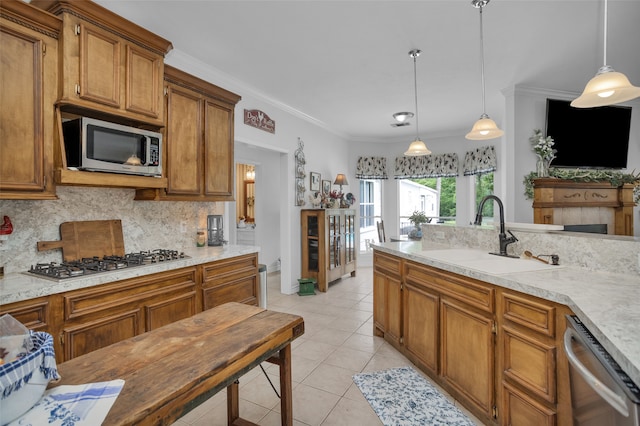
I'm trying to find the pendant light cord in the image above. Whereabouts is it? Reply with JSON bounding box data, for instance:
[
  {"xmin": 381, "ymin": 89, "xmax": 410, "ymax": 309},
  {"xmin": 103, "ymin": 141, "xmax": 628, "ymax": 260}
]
[
  {"xmin": 603, "ymin": 0, "xmax": 608, "ymax": 66},
  {"xmin": 411, "ymin": 50, "xmax": 420, "ymax": 140},
  {"xmin": 479, "ymin": 4, "xmax": 487, "ymax": 115}
]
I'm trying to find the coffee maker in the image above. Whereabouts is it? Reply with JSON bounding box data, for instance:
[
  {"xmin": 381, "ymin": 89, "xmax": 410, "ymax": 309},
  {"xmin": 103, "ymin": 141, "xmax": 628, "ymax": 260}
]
[{"xmin": 207, "ymin": 215, "xmax": 224, "ymax": 246}]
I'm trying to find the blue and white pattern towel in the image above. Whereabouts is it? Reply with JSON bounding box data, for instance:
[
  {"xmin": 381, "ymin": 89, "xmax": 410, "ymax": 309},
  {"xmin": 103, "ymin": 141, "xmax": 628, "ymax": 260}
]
[
  {"xmin": 8, "ymin": 379, "xmax": 125, "ymax": 426},
  {"xmin": 1, "ymin": 332, "xmax": 59, "ymax": 399}
]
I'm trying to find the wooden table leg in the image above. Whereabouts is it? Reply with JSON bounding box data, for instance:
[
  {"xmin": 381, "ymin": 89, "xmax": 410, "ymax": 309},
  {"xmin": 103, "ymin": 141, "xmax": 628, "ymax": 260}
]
[
  {"xmin": 279, "ymin": 344, "xmax": 293, "ymax": 426},
  {"xmin": 227, "ymin": 379, "xmax": 240, "ymax": 425}
]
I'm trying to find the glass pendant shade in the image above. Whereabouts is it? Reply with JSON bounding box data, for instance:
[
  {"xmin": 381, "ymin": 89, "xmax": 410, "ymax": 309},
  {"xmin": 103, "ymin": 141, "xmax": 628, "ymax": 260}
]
[
  {"xmin": 465, "ymin": 115, "xmax": 505, "ymax": 140},
  {"xmin": 466, "ymin": 0, "xmax": 503, "ymax": 141},
  {"xmin": 404, "ymin": 139, "xmax": 431, "ymax": 156},
  {"xmin": 571, "ymin": 66, "xmax": 640, "ymax": 108}
]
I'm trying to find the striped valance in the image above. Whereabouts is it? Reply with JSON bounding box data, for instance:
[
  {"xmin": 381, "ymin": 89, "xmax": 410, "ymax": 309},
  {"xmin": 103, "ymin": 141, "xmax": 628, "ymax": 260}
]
[
  {"xmin": 355, "ymin": 156, "xmax": 388, "ymax": 179},
  {"xmin": 394, "ymin": 153, "xmax": 459, "ymax": 179},
  {"xmin": 463, "ymin": 145, "xmax": 497, "ymax": 176}
]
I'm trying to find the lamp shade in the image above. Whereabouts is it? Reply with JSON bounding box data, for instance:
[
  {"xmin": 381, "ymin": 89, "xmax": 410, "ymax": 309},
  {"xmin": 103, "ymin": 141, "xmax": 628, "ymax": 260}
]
[
  {"xmin": 404, "ymin": 139, "xmax": 432, "ymax": 156},
  {"xmin": 465, "ymin": 115, "xmax": 504, "ymax": 140},
  {"xmin": 333, "ymin": 174, "xmax": 349, "ymax": 186},
  {"xmin": 571, "ymin": 67, "xmax": 640, "ymax": 108}
]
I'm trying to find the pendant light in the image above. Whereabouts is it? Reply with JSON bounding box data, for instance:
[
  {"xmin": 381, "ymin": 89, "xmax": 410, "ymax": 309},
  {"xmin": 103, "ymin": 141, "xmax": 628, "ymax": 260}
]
[
  {"xmin": 404, "ymin": 49, "xmax": 431, "ymax": 156},
  {"xmin": 571, "ymin": 0, "xmax": 640, "ymax": 108},
  {"xmin": 465, "ymin": 0, "xmax": 504, "ymax": 140}
]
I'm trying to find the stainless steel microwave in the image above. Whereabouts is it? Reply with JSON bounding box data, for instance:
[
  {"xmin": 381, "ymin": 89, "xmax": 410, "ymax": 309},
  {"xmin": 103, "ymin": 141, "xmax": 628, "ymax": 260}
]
[{"xmin": 62, "ymin": 117, "xmax": 162, "ymax": 177}]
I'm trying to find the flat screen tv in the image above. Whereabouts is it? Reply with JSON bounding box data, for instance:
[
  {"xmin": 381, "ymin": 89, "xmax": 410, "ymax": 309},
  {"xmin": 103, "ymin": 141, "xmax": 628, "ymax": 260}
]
[{"xmin": 544, "ymin": 98, "xmax": 632, "ymax": 169}]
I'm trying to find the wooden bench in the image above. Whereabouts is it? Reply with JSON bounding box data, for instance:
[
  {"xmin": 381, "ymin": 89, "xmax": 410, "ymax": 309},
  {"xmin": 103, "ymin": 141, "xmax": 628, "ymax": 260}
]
[{"xmin": 49, "ymin": 302, "xmax": 305, "ymax": 425}]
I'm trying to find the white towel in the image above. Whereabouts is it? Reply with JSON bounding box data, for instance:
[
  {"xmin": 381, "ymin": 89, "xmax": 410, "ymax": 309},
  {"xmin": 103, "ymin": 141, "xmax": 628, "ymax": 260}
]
[{"xmin": 8, "ymin": 379, "xmax": 125, "ymax": 426}]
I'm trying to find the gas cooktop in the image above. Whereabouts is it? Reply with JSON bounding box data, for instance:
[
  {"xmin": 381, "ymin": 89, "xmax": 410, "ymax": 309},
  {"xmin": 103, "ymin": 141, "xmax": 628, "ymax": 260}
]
[{"xmin": 27, "ymin": 249, "xmax": 187, "ymax": 280}]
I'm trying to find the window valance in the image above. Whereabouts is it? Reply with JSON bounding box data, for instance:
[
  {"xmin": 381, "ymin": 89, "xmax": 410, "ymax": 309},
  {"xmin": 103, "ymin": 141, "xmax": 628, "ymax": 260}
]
[
  {"xmin": 463, "ymin": 146, "xmax": 497, "ymax": 176},
  {"xmin": 393, "ymin": 153, "xmax": 459, "ymax": 179},
  {"xmin": 355, "ymin": 156, "xmax": 388, "ymax": 179}
]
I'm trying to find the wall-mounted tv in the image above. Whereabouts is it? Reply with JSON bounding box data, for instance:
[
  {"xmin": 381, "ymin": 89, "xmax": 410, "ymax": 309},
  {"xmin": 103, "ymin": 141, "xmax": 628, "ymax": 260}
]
[{"xmin": 545, "ymin": 98, "xmax": 632, "ymax": 169}]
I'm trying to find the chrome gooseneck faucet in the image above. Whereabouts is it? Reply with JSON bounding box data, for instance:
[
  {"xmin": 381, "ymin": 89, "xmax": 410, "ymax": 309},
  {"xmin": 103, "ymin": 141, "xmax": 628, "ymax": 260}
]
[{"xmin": 474, "ymin": 195, "xmax": 519, "ymax": 258}]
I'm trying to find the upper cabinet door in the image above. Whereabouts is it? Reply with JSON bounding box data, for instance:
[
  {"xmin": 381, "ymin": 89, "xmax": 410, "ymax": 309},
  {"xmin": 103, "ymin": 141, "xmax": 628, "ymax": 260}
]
[
  {"xmin": 204, "ymin": 99, "xmax": 234, "ymax": 198},
  {"xmin": 0, "ymin": 1, "xmax": 60, "ymax": 199},
  {"xmin": 78, "ymin": 21, "xmax": 121, "ymax": 108},
  {"xmin": 165, "ymin": 83, "xmax": 203, "ymax": 196}
]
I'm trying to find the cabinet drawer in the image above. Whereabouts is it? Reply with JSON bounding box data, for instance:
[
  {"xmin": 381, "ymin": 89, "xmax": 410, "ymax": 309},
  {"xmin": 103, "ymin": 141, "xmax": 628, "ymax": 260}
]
[
  {"xmin": 373, "ymin": 251, "xmax": 402, "ymax": 278},
  {"xmin": 201, "ymin": 253, "xmax": 258, "ymax": 286},
  {"xmin": 63, "ymin": 267, "xmax": 197, "ymax": 321},
  {"xmin": 501, "ymin": 292, "xmax": 555, "ymax": 337},
  {"xmin": 502, "ymin": 326, "xmax": 556, "ymax": 403},
  {"xmin": 0, "ymin": 297, "xmax": 51, "ymax": 331},
  {"xmin": 202, "ymin": 277, "xmax": 258, "ymax": 309},
  {"xmin": 502, "ymin": 381, "xmax": 556, "ymax": 426},
  {"xmin": 405, "ymin": 261, "xmax": 494, "ymax": 314}
]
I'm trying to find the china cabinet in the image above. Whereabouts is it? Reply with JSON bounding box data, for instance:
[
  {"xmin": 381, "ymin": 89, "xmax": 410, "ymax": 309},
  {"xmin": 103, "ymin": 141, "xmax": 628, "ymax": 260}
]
[{"xmin": 300, "ymin": 209, "xmax": 356, "ymax": 292}]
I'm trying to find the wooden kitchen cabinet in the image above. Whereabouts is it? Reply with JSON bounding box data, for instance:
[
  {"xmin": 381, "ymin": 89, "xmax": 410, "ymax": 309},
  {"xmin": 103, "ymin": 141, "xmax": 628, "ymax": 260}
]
[
  {"xmin": 60, "ymin": 267, "xmax": 197, "ymax": 360},
  {"xmin": 32, "ymin": 0, "xmax": 172, "ymax": 126},
  {"xmin": 0, "ymin": 1, "xmax": 61, "ymax": 200},
  {"xmin": 498, "ymin": 290, "xmax": 573, "ymax": 426},
  {"xmin": 135, "ymin": 65, "xmax": 241, "ymax": 202},
  {"xmin": 372, "ymin": 249, "xmax": 575, "ymax": 426},
  {"xmin": 373, "ymin": 251, "xmax": 402, "ymax": 347},
  {"xmin": 300, "ymin": 209, "xmax": 357, "ymax": 292},
  {"xmin": 404, "ymin": 260, "xmax": 496, "ymax": 421},
  {"xmin": 200, "ymin": 253, "xmax": 259, "ymax": 309}
]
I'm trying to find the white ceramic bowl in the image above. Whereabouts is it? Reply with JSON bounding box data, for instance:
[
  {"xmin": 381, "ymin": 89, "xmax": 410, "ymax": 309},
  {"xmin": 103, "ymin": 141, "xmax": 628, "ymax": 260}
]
[{"xmin": 0, "ymin": 351, "xmax": 49, "ymax": 425}]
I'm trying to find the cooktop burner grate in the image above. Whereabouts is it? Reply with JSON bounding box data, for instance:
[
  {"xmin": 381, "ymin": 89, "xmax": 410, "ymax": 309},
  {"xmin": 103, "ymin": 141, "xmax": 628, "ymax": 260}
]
[{"xmin": 27, "ymin": 249, "xmax": 187, "ymax": 280}]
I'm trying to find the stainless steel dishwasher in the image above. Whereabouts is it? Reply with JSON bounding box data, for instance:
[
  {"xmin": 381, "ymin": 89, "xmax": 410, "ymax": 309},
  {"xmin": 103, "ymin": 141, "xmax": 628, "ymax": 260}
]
[{"xmin": 564, "ymin": 315, "xmax": 640, "ymax": 426}]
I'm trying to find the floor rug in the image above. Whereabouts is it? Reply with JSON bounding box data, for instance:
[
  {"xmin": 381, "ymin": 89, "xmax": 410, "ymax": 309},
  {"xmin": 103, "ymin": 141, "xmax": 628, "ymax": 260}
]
[{"xmin": 352, "ymin": 366, "xmax": 476, "ymax": 426}]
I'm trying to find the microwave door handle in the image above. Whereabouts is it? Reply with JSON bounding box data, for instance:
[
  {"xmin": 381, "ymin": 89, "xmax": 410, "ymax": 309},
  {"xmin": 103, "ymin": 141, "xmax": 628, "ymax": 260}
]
[
  {"xmin": 143, "ymin": 136, "xmax": 151, "ymax": 165},
  {"xmin": 563, "ymin": 328, "xmax": 630, "ymax": 417}
]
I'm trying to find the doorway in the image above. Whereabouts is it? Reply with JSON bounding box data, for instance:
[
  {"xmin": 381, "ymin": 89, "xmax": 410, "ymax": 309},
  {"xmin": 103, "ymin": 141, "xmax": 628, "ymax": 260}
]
[{"xmin": 235, "ymin": 163, "xmax": 256, "ymax": 246}]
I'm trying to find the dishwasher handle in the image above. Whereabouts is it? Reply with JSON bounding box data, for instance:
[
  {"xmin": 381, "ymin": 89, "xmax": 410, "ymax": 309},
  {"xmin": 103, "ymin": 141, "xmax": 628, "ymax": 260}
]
[{"xmin": 564, "ymin": 328, "xmax": 630, "ymax": 417}]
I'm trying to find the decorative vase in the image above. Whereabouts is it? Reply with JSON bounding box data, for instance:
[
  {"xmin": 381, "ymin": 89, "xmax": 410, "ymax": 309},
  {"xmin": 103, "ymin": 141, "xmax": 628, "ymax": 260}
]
[
  {"xmin": 536, "ymin": 156, "xmax": 550, "ymax": 178},
  {"xmin": 408, "ymin": 227, "xmax": 423, "ymax": 240}
]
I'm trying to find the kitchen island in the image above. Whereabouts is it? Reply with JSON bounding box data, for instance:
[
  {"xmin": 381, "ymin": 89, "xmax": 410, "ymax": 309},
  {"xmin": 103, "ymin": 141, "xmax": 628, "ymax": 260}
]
[
  {"xmin": 373, "ymin": 239, "xmax": 640, "ymax": 425},
  {"xmin": 372, "ymin": 240, "xmax": 640, "ymax": 388}
]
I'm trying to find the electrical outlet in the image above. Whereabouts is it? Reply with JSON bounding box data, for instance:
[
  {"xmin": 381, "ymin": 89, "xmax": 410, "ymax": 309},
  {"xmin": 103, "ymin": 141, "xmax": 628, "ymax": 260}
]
[
  {"xmin": 180, "ymin": 222, "xmax": 187, "ymax": 234},
  {"xmin": 434, "ymin": 231, "xmax": 445, "ymax": 239}
]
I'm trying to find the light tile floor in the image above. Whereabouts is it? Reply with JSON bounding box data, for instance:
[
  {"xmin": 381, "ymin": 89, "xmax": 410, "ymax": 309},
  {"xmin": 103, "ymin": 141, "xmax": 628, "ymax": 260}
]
[{"xmin": 173, "ymin": 266, "xmax": 484, "ymax": 426}]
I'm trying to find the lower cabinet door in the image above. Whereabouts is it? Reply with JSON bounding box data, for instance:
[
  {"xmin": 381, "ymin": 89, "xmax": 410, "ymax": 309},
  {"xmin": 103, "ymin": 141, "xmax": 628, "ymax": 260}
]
[
  {"xmin": 440, "ymin": 297, "xmax": 495, "ymax": 419},
  {"xmin": 403, "ymin": 282, "xmax": 439, "ymax": 374},
  {"xmin": 63, "ymin": 310, "xmax": 140, "ymax": 360},
  {"xmin": 502, "ymin": 381, "xmax": 556, "ymax": 426}
]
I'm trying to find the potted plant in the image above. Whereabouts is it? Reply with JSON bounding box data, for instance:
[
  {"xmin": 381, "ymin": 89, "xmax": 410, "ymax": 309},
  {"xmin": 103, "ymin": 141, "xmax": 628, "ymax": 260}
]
[{"xmin": 408, "ymin": 210, "xmax": 429, "ymax": 239}]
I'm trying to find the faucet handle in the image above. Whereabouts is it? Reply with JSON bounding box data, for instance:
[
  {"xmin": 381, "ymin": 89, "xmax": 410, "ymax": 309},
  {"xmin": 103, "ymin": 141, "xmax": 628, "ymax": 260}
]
[{"xmin": 507, "ymin": 230, "xmax": 518, "ymax": 242}]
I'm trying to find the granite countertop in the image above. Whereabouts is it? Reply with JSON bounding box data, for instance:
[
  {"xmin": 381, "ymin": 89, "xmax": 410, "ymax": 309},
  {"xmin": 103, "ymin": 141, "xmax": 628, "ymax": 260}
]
[
  {"xmin": 372, "ymin": 241, "xmax": 640, "ymax": 387},
  {"xmin": 0, "ymin": 245, "xmax": 260, "ymax": 305}
]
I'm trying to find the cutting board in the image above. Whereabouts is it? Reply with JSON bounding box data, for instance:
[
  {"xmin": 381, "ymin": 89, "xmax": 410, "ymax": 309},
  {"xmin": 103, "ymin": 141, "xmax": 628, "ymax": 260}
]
[{"xmin": 37, "ymin": 220, "xmax": 125, "ymax": 261}]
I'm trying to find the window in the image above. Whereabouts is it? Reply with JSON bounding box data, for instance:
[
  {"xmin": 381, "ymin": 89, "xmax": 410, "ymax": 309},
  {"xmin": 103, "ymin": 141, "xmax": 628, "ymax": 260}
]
[
  {"xmin": 475, "ymin": 172, "xmax": 494, "ymax": 219},
  {"xmin": 402, "ymin": 177, "xmax": 456, "ymax": 227},
  {"xmin": 359, "ymin": 180, "xmax": 381, "ymax": 252}
]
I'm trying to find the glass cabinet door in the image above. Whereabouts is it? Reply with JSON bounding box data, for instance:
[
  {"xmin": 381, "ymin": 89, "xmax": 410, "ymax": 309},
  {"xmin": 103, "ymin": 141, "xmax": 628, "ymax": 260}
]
[
  {"xmin": 344, "ymin": 211, "xmax": 355, "ymax": 264},
  {"xmin": 328, "ymin": 213, "xmax": 341, "ymax": 269}
]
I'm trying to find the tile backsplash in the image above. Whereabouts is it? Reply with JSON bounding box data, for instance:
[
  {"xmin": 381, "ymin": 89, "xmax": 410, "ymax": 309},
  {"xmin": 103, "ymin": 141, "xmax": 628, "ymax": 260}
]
[
  {"xmin": 422, "ymin": 223, "xmax": 640, "ymax": 275},
  {"xmin": 0, "ymin": 187, "xmax": 222, "ymax": 273}
]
